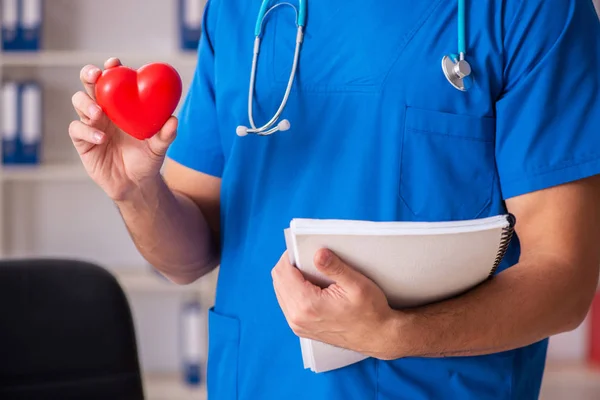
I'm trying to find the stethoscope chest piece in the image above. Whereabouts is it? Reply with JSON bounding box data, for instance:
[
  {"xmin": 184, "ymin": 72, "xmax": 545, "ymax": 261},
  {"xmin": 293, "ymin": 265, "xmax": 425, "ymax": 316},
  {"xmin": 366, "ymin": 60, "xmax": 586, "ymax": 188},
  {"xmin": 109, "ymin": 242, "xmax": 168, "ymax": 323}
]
[{"xmin": 442, "ymin": 54, "xmax": 472, "ymax": 92}]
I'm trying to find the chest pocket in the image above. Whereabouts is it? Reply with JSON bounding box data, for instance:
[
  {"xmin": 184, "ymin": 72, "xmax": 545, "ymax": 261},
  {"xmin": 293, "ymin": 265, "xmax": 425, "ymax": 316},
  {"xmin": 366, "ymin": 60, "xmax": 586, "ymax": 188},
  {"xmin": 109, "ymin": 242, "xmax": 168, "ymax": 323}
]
[{"xmin": 399, "ymin": 107, "xmax": 496, "ymax": 221}]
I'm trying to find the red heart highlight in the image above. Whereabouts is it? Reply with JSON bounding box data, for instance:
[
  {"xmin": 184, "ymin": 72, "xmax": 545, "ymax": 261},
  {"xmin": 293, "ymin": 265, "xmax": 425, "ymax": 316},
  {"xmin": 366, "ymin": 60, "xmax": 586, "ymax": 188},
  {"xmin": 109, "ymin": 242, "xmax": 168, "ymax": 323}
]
[{"xmin": 95, "ymin": 63, "xmax": 182, "ymax": 140}]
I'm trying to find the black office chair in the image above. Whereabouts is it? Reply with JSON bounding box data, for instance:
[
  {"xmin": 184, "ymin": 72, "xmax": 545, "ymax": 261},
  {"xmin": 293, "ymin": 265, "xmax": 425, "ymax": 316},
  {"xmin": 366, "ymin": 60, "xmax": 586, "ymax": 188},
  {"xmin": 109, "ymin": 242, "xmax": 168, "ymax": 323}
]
[{"xmin": 0, "ymin": 259, "xmax": 145, "ymax": 400}]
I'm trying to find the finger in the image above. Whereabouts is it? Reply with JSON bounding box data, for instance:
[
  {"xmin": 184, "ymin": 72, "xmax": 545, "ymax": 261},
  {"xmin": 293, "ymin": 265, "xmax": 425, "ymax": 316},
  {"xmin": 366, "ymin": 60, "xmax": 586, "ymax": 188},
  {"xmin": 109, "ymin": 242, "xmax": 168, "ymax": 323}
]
[
  {"xmin": 147, "ymin": 116, "xmax": 179, "ymax": 157},
  {"xmin": 80, "ymin": 64, "xmax": 102, "ymax": 100},
  {"xmin": 72, "ymin": 91, "xmax": 103, "ymax": 123},
  {"xmin": 314, "ymin": 249, "xmax": 364, "ymax": 290},
  {"xmin": 104, "ymin": 57, "xmax": 122, "ymax": 69},
  {"xmin": 272, "ymin": 260, "xmax": 318, "ymax": 333},
  {"xmin": 272, "ymin": 252, "xmax": 306, "ymax": 284},
  {"xmin": 68, "ymin": 120, "xmax": 106, "ymax": 154},
  {"xmin": 272, "ymin": 281, "xmax": 289, "ymax": 313},
  {"xmin": 272, "ymin": 283, "xmax": 304, "ymax": 335},
  {"xmin": 272, "ymin": 253, "xmax": 313, "ymax": 301},
  {"xmin": 272, "ymin": 255, "xmax": 295, "ymax": 315}
]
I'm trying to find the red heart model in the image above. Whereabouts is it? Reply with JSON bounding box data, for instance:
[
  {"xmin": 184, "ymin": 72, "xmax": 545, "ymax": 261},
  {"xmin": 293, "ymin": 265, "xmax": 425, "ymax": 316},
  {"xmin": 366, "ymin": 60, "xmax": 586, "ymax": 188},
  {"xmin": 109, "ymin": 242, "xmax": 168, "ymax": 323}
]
[{"xmin": 95, "ymin": 63, "xmax": 182, "ymax": 140}]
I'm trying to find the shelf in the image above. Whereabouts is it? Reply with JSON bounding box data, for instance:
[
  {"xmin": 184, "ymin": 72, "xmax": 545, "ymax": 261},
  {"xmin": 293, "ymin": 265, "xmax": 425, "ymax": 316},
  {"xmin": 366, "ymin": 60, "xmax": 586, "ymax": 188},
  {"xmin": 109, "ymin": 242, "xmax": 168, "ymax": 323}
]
[
  {"xmin": 0, "ymin": 163, "xmax": 174, "ymax": 184},
  {"xmin": 110, "ymin": 267, "xmax": 209, "ymax": 295},
  {"xmin": 0, "ymin": 50, "xmax": 198, "ymax": 68},
  {"xmin": 143, "ymin": 373, "xmax": 206, "ymax": 400},
  {"xmin": 108, "ymin": 266, "xmax": 218, "ymax": 303},
  {"xmin": 0, "ymin": 163, "xmax": 89, "ymax": 182}
]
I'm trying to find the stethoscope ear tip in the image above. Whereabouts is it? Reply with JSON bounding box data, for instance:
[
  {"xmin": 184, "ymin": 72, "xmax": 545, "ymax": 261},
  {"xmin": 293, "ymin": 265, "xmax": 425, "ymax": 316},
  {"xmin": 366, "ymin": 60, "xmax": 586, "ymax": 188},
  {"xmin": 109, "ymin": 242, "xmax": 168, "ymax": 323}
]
[
  {"xmin": 236, "ymin": 126, "xmax": 249, "ymax": 137},
  {"xmin": 278, "ymin": 119, "xmax": 291, "ymax": 132}
]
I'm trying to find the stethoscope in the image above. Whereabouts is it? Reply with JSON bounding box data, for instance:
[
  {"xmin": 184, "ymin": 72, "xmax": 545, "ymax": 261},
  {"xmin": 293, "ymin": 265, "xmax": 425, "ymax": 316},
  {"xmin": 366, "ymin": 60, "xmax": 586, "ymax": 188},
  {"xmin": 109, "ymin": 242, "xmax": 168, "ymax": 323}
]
[
  {"xmin": 236, "ymin": 0, "xmax": 306, "ymax": 137},
  {"xmin": 236, "ymin": 0, "xmax": 471, "ymax": 137}
]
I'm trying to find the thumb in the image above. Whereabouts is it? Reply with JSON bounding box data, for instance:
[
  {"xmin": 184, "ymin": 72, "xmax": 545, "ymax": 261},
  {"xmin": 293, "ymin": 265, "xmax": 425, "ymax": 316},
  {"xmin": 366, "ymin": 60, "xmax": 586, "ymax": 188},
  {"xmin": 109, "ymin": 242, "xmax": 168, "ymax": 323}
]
[
  {"xmin": 147, "ymin": 116, "xmax": 178, "ymax": 156},
  {"xmin": 314, "ymin": 249, "xmax": 362, "ymax": 287}
]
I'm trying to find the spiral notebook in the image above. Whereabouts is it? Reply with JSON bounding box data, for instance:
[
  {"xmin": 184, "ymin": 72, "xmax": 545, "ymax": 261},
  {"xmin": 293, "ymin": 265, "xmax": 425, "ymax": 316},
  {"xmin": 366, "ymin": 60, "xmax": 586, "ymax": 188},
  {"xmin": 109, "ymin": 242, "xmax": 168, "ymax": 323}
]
[{"xmin": 283, "ymin": 214, "xmax": 515, "ymax": 373}]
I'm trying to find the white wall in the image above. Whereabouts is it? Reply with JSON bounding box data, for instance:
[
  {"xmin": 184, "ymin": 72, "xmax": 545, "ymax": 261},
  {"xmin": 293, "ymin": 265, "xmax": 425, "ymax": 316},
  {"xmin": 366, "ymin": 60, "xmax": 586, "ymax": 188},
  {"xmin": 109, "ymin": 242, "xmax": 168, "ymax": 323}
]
[{"xmin": 547, "ymin": 317, "xmax": 590, "ymax": 362}]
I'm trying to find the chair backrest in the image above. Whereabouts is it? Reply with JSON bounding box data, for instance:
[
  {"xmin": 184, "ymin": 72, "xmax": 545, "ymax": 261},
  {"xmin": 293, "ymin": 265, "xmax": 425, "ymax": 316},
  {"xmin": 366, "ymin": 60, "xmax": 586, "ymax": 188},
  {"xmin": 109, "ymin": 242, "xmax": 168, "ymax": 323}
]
[{"xmin": 0, "ymin": 259, "xmax": 145, "ymax": 400}]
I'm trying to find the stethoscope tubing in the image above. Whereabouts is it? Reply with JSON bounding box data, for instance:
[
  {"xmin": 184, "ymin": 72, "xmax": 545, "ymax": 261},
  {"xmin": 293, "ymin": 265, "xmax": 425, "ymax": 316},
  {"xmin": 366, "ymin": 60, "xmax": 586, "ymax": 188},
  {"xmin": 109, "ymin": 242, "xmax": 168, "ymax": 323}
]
[{"xmin": 245, "ymin": 27, "xmax": 303, "ymax": 135}]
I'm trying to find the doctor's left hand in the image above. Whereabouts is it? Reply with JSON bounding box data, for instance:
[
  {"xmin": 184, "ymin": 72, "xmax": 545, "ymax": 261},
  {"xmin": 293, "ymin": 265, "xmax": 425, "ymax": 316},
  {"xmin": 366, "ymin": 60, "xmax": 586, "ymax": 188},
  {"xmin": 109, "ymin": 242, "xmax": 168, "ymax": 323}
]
[{"xmin": 272, "ymin": 249, "xmax": 397, "ymax": 360}]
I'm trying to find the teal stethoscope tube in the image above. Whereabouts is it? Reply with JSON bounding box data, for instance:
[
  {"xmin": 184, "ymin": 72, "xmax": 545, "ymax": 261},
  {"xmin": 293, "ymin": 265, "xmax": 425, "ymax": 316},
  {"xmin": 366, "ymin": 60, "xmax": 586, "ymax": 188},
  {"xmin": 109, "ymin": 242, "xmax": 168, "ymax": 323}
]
[
  {"xmin": 255, "ymin": 0, "xmax": 307, "ymax": 37},
  {"xmin": 458, "ymin": 0, "xmax": 466, "ymax": 56}
]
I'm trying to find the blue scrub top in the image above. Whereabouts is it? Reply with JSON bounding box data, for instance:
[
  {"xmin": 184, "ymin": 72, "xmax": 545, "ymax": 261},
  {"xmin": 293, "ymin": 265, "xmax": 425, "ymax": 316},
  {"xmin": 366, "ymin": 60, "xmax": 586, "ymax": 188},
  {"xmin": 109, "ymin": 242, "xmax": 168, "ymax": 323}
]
[{"xmin": 167, "ymin": 1, "xmax": 600, "ymax": 399}]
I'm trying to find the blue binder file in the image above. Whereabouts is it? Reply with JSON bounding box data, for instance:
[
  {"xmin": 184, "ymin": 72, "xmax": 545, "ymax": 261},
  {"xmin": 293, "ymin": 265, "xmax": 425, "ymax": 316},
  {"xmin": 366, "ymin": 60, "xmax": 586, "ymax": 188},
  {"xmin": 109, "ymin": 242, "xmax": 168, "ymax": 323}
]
[
  {"xmin": 179, "ymin": 0, "xmax": 203, "ymax": 50},
  {"xmin": 180, "ymin": 294, "xmax": 205, "ymax": 386},
  {"xmin": 19, "ymin": 81, "xmax": 42, "ymax": 164},
  {"xmin": 2, "ymin": 82, "xmax": 20, "ymax": 165},
  {"xmin": 1, "ymin": 0, "xmax": 19, "ymax": 50},
  {"xmin": 19, "ymin": 0, "xmax": 42, "ymax": 50}
]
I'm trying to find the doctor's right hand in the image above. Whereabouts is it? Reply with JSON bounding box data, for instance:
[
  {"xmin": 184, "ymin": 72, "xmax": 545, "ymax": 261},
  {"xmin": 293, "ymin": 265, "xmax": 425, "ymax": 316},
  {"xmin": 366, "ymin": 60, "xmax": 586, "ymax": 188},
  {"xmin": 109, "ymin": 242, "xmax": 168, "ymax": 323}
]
[{"xmin": 69, "ymin": 57, "xmax": 178, "ymax": 202}]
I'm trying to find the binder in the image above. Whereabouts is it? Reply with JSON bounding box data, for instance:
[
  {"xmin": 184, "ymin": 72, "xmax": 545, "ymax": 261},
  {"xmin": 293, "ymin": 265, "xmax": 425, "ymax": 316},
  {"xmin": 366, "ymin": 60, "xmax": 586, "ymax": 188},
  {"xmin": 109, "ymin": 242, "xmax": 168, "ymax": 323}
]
[
  {"xmin": 19, "ymin": 81, "xmax": 42, "ymax": 164},
  {"xmin": 179, "ymin": 0, "xmax": 203, "ymax": 50},
  {"xmin": 284, "ymin": 214, "xmax": 516, "ymax": 373},
  {"xmin": 1, "ymin": 81, "xmax": 19, "ymax": 164},
  {"xmin": 180, "ymin": 293, "xmax": 206, "ymax": 385},
  {"xmin": 19, "ymin": 0, "xmax": 42, "ymax": 50},
  {"xmin": 1, "ymin": 0, "xmax": 19, "ymax": 50}
]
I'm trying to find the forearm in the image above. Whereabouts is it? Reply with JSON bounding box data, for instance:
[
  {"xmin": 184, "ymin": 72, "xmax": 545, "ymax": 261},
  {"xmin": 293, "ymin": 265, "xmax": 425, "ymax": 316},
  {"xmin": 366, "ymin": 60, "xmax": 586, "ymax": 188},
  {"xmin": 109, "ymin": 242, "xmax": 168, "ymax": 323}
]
[
  {"xmin": 388, "ymin": 256, "xmax": 598, "ymax": 359},
  {"xmin": 115, "ymin": 175, "xmax": 218, "ymax": 284}
]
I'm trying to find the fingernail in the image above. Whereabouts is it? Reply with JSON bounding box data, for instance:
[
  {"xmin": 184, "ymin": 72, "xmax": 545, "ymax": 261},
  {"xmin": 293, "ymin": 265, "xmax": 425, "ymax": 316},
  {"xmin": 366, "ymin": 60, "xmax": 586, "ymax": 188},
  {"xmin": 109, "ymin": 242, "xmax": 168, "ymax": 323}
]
[
  {"xmin": 93, "ymin": 131, "xmax": 104, "ymax": 144},
  {"xmin": 88, "ymin": 105, "xmax": 101, "ymax": 118},
  {"xmin": 87, "ymin": 67, "xmax": 99, "ymax": 79},
  {"xmin": 318, "ymin": 249, "xmax": 332, "ymax": 267}
]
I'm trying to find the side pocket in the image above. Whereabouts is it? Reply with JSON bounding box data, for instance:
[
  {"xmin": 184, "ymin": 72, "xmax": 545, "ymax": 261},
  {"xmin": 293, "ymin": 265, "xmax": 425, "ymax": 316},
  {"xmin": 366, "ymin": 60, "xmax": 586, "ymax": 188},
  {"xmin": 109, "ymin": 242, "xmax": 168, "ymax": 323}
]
[
  {"xmin": 207, "ymin": 307, "xmax": 240, "ymax": 400},
  {"xmin": 399, "ymin": 107, "xmax": 496, "ymax": 221}
]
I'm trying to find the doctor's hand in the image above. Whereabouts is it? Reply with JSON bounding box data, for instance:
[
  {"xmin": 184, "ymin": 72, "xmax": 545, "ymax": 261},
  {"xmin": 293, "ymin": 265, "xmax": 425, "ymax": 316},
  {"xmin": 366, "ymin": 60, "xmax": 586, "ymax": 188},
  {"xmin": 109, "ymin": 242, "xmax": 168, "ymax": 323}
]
[
  {"xmin": 69, "ymin": 58, "xmax": 178, "ymax": 202},
  {"xmin": 272, "ymin": 249, "xmax": 398, "ymax": 360}
]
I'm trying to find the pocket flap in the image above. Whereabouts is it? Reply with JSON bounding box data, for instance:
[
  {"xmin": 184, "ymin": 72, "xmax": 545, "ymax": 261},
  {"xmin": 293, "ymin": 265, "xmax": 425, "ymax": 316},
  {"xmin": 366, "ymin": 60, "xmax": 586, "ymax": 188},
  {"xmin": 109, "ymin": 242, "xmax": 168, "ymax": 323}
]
[
  {"xmin": 405, "ymin": 107, "xmax": 495, "ymax": 142},
  {"xmin": 208, "ymin": 307, "xmax": 240, "ymax": 342}
]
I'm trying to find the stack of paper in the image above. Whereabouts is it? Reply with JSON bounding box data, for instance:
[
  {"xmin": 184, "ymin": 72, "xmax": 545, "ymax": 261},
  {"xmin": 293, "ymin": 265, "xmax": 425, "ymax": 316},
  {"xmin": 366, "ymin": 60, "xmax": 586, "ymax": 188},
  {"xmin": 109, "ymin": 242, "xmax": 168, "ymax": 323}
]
[{"xmin": 284, "ymin": 214, "xmax": 515, "ymax": 373}]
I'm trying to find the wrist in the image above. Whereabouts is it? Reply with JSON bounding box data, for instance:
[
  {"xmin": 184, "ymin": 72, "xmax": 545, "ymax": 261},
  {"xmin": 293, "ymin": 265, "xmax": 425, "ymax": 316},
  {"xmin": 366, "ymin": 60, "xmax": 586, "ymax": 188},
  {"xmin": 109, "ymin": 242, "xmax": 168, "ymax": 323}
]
[
  {"xmin": 113, "ymin": 173, "xmax": 164, "ymax": 206},
  {"xmin": 377, "ymin": 310, "xmax": 416, "ymax": 360}
]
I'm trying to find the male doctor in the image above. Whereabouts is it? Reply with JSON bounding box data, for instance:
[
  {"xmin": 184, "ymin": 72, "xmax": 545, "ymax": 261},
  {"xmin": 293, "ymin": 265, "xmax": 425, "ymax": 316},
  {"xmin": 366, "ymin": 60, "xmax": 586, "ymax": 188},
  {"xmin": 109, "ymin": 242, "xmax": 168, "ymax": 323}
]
[{"xmin": 70, "ymin": 0, "xmax": 600, "ymax": 398}]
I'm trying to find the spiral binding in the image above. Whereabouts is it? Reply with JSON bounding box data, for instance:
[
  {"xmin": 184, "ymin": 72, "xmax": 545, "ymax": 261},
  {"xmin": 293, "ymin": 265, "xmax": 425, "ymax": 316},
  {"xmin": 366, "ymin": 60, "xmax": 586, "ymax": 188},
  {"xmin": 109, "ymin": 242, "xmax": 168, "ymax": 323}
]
[{"xmin": 489, "ymin": 214, "xmax": 516, "ymax": 278}]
